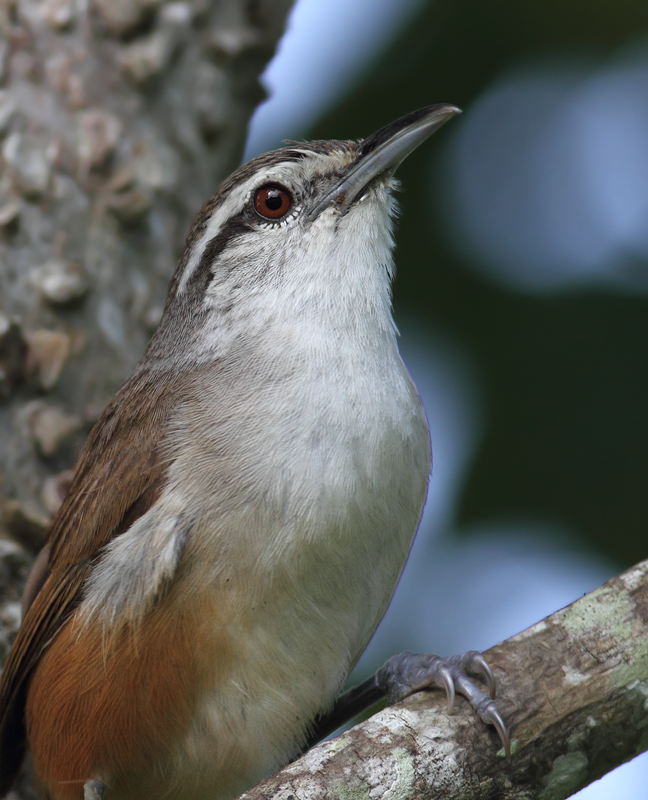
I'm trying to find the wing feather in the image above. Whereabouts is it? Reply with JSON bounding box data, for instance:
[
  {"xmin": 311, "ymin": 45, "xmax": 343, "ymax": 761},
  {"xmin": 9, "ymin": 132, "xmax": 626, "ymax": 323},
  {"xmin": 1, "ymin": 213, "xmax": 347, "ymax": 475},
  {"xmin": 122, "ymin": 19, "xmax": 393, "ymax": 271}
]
[{"xmin": 0, "ymin": 366, "xmax": 187, "ymax": 793}]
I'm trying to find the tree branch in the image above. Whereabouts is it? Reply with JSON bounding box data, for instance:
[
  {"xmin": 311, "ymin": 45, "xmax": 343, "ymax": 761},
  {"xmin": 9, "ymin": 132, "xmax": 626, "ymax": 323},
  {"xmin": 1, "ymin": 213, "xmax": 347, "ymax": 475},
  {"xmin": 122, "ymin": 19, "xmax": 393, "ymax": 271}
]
[{"xmin": 239, "ymin": 559, "xmax": 648, "ymax": 800}]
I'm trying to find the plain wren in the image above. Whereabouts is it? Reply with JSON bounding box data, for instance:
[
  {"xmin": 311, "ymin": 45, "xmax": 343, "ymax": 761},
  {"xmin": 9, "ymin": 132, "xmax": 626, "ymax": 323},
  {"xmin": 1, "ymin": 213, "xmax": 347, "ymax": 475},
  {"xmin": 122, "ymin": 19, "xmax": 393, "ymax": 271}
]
[{"xmin": 0, "ymin": 105, "xmax": 508, "ymax": 800}]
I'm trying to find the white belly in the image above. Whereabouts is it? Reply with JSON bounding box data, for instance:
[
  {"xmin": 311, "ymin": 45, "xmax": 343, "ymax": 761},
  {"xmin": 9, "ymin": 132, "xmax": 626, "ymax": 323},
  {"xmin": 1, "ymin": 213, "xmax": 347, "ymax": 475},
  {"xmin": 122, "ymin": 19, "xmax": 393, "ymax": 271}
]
[{"xmin": 168, "ymin": 356, "xmax": 431, "ymax": 798}]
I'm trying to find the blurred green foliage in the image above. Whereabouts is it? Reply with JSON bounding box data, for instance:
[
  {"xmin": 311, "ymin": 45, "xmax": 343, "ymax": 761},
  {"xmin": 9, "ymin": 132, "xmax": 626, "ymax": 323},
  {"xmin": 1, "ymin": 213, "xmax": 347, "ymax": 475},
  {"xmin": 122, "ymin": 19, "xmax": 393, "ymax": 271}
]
[{"xmin": 312, "ymin": 0, "xmax": 648, "ymax": 565}]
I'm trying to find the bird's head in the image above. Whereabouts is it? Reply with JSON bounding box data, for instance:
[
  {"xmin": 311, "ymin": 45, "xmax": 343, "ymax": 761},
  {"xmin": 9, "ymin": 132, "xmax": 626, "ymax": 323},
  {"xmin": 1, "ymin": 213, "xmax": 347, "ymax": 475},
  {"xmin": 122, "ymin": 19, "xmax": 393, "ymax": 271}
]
[{"xmin": 150, "ymin": 105, "xmax": 460, "ymax": 364}]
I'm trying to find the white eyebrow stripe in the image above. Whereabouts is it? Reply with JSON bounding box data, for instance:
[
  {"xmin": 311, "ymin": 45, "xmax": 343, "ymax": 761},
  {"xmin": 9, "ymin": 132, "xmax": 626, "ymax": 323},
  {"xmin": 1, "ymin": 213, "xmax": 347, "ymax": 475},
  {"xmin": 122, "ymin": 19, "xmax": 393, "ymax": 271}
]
[
  {"xmin": 176, "ymin": 161, "xmax": 311, "ymax": 297},
  {"xmin": 176, "ymin": 178, "xmax": 256, "ymax": 296}
]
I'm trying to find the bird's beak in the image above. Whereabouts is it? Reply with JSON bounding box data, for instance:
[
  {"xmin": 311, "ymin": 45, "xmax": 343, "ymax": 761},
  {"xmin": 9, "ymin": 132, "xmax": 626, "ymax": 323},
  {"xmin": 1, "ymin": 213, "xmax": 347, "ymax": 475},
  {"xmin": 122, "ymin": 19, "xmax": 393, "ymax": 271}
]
[{"xmin": 308, "ymin": 104, "xmax": 461, "ymax": 220}]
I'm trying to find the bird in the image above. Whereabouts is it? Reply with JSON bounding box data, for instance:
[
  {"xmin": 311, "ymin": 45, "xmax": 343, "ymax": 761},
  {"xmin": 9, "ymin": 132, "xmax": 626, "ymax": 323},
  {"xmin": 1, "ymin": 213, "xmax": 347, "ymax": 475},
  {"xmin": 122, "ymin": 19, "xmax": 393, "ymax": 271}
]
[{"xmin": 0, "ymin": 105, "xmax": 507, "ymax": 800}]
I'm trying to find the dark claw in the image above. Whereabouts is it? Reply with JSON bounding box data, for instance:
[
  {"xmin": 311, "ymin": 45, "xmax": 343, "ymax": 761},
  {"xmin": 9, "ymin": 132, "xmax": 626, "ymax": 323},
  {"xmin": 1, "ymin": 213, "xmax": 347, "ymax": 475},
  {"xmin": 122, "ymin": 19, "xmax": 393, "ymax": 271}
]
[
  {"xmin": 482, "ymin": 704, "xmax": 510, "ymax": 758},
  {"xmin": 377, "ymin": 650, "xmax": 510, "ymax": 757},
  {"xmin": 438, "ymin": 665, "xmax": 455, "ymax": 712},
  {"xmin": 303, "ymin": 650, "xmax": 511, "ymax": 756},
  {"xmin": 472, "ymin": 652, "xmax": 497, "ymax": 699}
]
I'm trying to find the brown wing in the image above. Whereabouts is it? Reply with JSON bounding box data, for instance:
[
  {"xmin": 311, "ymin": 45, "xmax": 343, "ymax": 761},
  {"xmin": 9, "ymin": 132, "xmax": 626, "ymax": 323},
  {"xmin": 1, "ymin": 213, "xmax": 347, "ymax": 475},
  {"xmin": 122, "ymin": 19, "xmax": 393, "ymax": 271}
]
[
  {"xmin": 0, "ymin": 563, "xmax": 92, "ymax": 793},
  {"xmin": 0, "ymin": 365, "xmax": 185, "ymax": 795}
]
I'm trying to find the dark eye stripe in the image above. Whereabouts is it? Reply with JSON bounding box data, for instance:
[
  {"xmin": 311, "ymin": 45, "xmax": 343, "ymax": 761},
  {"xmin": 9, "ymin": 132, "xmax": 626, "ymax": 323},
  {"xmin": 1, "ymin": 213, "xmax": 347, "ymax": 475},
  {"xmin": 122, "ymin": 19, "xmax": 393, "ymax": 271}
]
[{"xmin": 181, "ymin": 211, "xmax": 252, "ymax": 300}]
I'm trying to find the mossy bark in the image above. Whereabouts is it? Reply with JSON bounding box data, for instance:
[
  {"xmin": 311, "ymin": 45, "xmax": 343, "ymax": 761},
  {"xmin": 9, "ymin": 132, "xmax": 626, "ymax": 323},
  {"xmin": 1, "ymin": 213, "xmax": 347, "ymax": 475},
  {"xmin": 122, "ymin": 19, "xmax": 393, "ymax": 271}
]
[{"xmin": 240, "ymin": 560, "xmax": 648, "ymax": 800}]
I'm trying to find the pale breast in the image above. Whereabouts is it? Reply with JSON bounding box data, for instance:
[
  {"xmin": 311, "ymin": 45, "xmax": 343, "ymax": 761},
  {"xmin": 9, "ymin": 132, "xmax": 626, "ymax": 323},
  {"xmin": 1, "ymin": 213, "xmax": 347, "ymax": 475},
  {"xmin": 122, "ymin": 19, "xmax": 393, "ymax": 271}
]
[{"xmin": 164, "ymin": 347, "xmax": 431, "ymax": 797}]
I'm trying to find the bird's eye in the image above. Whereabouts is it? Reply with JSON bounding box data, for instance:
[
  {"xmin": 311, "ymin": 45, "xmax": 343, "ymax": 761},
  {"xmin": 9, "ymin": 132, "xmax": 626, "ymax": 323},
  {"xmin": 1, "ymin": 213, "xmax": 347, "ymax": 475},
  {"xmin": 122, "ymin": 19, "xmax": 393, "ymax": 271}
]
[{"xmin": 254, "ymin": 184, "xmax": 293, "ymax": 220}]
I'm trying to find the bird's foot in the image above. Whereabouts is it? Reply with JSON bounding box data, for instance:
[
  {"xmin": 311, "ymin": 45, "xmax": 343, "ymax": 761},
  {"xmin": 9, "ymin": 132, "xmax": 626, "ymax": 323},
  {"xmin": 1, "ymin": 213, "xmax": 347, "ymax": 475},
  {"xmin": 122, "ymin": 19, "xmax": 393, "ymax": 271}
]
[
  {"xmin": 376, "ymin": 650, "xmax": 510, "ymax": 757},
  {"xmin": 83, "ymin": 778, "xmax": 106, "ymax": 800}
]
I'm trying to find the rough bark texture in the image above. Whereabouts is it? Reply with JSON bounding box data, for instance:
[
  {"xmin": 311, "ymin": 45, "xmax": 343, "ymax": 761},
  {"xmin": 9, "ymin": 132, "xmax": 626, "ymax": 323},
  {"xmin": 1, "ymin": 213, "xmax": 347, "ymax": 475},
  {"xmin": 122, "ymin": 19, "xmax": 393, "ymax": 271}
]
[
  {"xmin": 0, "ymin": 0, "xmax": 292, "ymax": 556},
  {"xmin": 239, "ymin": 559, "xmax": 648, "ymax": 800}
]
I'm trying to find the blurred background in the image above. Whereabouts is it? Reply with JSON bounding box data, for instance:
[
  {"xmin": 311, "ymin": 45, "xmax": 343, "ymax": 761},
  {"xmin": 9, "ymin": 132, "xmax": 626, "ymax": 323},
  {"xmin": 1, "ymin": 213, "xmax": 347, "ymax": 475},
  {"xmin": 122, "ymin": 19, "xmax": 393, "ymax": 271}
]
[{"xmin": 244, "ymin": 0, "xmax": 648, "ymax": 796}]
